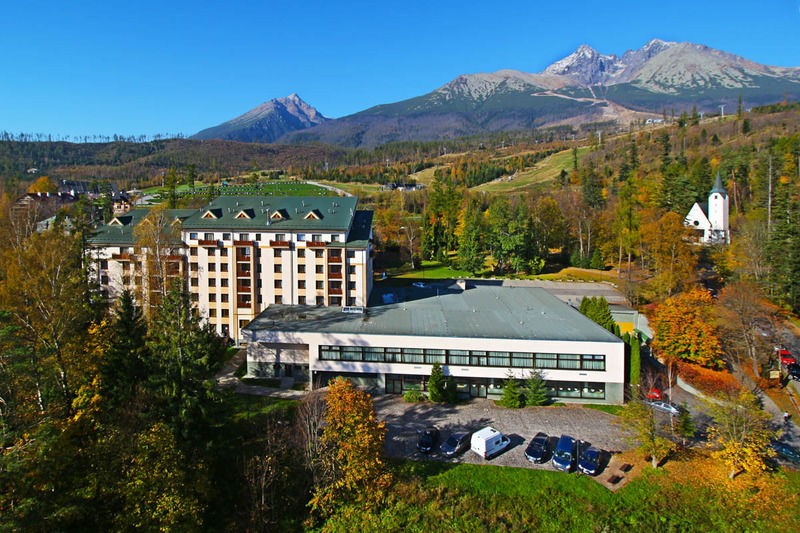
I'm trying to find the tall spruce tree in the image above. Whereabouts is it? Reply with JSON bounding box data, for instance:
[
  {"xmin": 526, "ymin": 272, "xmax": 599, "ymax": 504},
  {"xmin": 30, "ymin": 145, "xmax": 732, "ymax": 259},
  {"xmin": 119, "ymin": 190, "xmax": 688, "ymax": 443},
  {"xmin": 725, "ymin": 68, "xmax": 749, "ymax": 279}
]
[
  {"xmin": 100, "ymin": 290, "xmax": 150, "ymax": 406},
  {"xmin": 427, "ymin": 362, "xmax": 445, "ymax": 403},
  {"xmin": 523, "ymin": 370, "xmax": 549, "ymax": 406}
]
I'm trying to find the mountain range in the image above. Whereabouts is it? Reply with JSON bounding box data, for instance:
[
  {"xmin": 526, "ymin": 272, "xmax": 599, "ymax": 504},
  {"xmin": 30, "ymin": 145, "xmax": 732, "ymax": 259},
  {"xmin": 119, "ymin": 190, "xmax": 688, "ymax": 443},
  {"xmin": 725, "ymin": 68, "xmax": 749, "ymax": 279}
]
[{"xmin": 191, "ymin": 40, "xmax": 800, "ymax": 148}]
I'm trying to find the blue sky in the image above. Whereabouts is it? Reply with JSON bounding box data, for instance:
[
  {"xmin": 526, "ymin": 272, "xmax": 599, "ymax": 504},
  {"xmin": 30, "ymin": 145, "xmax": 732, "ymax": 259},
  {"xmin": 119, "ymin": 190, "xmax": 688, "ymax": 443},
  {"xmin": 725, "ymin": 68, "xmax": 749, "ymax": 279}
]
[{"xmin": 1, "ymin": 0, "xmax": 798, "ymax": 138}]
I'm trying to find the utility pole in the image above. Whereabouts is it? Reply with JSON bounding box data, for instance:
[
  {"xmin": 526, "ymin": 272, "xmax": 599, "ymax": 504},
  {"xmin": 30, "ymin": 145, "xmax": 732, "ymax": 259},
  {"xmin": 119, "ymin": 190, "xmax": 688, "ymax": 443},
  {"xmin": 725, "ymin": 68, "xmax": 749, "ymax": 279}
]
[
  {"xmin": 768, "ymin": 155, "xmax": 773, "ymax": 233},
  {"xmin": 719, "ymin": 105, "xmax": 725, "ymax": 118}
]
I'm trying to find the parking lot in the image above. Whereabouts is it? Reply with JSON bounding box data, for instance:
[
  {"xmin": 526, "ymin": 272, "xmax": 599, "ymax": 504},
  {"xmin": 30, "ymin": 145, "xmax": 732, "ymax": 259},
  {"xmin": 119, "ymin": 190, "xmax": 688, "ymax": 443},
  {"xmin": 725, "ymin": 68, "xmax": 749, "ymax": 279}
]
[{"xmin": 373, "ymin": 395, "xmax": 630, "ymax": 472}]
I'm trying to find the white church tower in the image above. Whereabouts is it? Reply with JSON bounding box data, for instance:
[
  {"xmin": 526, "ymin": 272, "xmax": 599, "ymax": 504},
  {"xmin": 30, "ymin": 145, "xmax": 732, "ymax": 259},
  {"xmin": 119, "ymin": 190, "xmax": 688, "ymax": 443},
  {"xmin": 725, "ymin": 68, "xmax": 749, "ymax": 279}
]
[{"xmin": 684, "ymin": 171, "xmax": 730, "ymax": 244}]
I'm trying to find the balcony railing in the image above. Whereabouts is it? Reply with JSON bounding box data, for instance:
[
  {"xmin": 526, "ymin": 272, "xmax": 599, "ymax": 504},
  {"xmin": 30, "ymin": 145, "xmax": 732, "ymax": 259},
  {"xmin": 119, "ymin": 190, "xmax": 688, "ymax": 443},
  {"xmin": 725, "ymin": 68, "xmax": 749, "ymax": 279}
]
[
  {"xmin": 233, "ymin": 240, "xmax": 254, "ymax": 246},
  {"xmin": 328, "ymin": 272, "xmax": 343, "ymax": 279},
  {"xmin": 328, "ymin": 256, "xmax": 342, "ymax": 263},
  {"xmin": 111, "ymin": 253, "xmax": 132, "ymax": 260},
  {"xmin": 270, "ymin": 240, "xmax": 291, "ymax": 247},
  {"xmin": 198, "ymin": 239, "xmax": 218, "ymax": 246},
  {"xmin": 236, "ymin": 284, "xmax": 252, "ymax": 294},
  {"xmin": 306, "ymin": 241, "xmax": 326, "ymax": 248},
  {"xmin": 328, "ymin": 288, "xmax": 343, "ymax": 295}
]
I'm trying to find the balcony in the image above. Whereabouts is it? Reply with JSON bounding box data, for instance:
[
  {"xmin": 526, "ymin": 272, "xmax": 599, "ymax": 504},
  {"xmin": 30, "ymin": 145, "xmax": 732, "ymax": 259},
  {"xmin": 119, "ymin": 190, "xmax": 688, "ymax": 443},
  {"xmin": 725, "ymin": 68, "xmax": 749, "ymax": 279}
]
[
  {"xmin": 328, "ymin": 272, "xmax": 343, "ymax": 279},
  {"xmin": 236, "ymin": 269, "xmax": 252, "ymax": 277},
  {"xmin": 111, "ymin": 253, "xmax": 132, "ymax": 260},
  {"xmin": 233, "ymin": 240, "xmax": 254, "ymax": 246},
  {"xmin": 236, "ymin": 284, "xmax": 252, "ymax": 294},
  {"xmin": 270, "ymin": 240, "xmax": 291, "ymax": 247},
  {"xmin": 236, "ymin": 298, "xmax": 253, "ymax": 308},
  {"xmin": 235, "ymin": 254, "xmax": 251, "ymax": 262},
  {"xmin": 198, "ymin": 239, "xmax": 218, "ymax": 246},
  {"xmin": 328, "ymin": 256, "xmax": 342, "ymax": 263},
  {"xmin": 306, "ymin": 241, "xmax": 327, "ymax": 248},
  {"xmin": 328, "ymin": 288, "xmax": 343, "ymax": 295},
  {"xmin": 166, "ymin": 254, "xmax": 183, "ymax": 261}
]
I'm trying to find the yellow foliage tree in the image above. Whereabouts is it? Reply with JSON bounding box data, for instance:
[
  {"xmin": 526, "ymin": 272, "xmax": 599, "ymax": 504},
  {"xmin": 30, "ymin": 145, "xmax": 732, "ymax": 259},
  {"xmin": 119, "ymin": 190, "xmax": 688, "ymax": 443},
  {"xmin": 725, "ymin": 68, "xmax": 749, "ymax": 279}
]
[
  {"xmin": 27, "ymin": 176, "xmax": 57, "ymax": 194},
  {"xmin": 705, "ymin": 390, "xmax": 776, "ymax": 479},
  {"xmin": 651, "ymin": 289, "xmax": 725, "ymax": 369},
  {"xmin": 640, "ymin": 210, "xmax": 697, "ymax": 299},
  {"xmin": 309, "ymin": 377, "xmax": 392, "ymax": 519}
]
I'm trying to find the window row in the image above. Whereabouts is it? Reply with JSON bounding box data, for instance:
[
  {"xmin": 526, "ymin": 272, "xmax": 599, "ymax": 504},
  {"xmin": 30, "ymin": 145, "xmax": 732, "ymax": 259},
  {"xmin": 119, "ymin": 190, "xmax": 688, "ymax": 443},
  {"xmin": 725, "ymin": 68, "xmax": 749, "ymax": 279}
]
[
  {"xmin": 187, "ymin": 232, "xmax": 347, "ymax": 243},
  {"xmin": 318, "ymin": 346, "xmax": 605, "ymax": 371}
]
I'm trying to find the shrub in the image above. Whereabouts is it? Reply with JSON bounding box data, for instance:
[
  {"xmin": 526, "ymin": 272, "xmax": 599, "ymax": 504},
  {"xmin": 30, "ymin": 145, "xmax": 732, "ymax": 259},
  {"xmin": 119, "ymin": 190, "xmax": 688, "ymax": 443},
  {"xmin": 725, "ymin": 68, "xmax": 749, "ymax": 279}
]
[
  {"xmin": 403, "ymin": 388, "xmax": 426, "ymax": 403},
  {"xmin": 675, "ymin": 361, "xmax": 741, "ymax": 395},
  {"xmin": 428, "ymin": 362, "xmax": 445, "ymax": 402},
  {"xmin": 444, "ymin": 376, "xmax": 458, "ymax": 404}
]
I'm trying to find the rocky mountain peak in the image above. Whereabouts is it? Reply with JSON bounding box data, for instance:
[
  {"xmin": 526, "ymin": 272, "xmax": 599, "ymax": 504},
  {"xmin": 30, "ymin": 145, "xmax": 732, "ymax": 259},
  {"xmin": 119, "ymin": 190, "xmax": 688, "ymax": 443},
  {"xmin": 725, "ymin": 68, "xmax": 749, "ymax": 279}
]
[{"xmin": 543, "ymin": 44, "xmax": 623, "ymax": 85}]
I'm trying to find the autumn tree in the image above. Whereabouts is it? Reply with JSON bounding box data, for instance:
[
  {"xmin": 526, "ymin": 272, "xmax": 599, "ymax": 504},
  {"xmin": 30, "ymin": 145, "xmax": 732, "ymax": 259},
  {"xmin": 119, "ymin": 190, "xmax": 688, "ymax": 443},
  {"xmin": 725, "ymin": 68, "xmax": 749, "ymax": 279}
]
[
  {"xmin": 640, "ymin": 210, "xmax": 697, "ymax": 298},
  {"xmin": 616, "ymin": 396, "xmax": 675, "ymax": 468},
  {"xmin": 133, "ymin": 206, "xmax": 183, "ymax": 313},
  {"xmin": 705, "ymin": 390, "xmax": 776, "ymax": 479},
  {"xmin": 27, "ymin": 176, "xmax": 57, "ymax": 194},
  {"xmin": 310, "ymin": 377, "xmax": 392, "ymax": 519},
  {"xmin": 715, "ymin": 281, "xmax": 774, "ymax": 376},
  {"xmin": 651, "ymin": 289, "xmax": 724, "ymax": 369}
]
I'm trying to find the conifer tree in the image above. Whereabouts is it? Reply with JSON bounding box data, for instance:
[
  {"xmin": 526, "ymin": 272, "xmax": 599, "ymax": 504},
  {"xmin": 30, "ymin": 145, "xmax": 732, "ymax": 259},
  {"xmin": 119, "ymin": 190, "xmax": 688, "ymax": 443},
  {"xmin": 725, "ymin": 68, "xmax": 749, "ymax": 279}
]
[
  {"xmin": 427, "ymin": 362, "xmax": 445, "ymax": 402},
  {"xmin": 100, "ymin": 290, "xmax": 150, "ymax": 406},
  {"xmin": 498, "ymin": 372, "xmax": 521, "ymax": 408},
  {"xmin": 523, "ymin": 370, "xmax": 548, "ymax": 406}
]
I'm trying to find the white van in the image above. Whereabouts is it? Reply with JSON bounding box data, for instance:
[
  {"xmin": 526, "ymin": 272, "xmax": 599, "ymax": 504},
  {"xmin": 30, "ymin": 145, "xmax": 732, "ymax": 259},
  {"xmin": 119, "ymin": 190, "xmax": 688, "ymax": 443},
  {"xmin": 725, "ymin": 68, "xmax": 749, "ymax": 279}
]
[{"xmin": 470, "ymin": 426, "xmax": 511, "ymax": 459}]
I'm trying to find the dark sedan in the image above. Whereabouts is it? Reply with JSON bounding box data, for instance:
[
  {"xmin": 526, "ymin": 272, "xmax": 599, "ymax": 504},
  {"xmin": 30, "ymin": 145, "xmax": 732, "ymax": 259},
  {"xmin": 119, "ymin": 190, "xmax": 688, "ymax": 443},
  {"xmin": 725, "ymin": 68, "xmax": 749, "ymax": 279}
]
[
  {"xmin": 440, "ymin": 432, "xmax": 471, "ymax": 457},
  {"xmin": 417, "ymin": 427, "xmax": 440, "ymax": 453},
  {"xmin": 771, "ymin": 441, "xmax": 800, "ymax": 464},
  {"xmin": 578, "ymin": 446, "xmax": 602, "ymax": 475},
  {"xmin": 524, "ymin": 432, "xmax": 549, "ymax": 463}
]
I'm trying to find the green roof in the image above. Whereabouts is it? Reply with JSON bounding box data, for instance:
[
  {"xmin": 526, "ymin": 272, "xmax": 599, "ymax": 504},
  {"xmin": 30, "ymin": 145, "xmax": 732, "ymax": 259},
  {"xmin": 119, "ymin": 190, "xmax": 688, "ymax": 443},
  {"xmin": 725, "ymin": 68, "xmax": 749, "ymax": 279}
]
[
  {"xmin": 244, "ymin": 282, "xmax": 623, "ymax": 344},
  {"xmin": 181, "ymin": 196, "xmax": 359, "ymax": 231},
  {"xmin": 88, "ymin": 209, "xmax": 194, "ymax": 246}
]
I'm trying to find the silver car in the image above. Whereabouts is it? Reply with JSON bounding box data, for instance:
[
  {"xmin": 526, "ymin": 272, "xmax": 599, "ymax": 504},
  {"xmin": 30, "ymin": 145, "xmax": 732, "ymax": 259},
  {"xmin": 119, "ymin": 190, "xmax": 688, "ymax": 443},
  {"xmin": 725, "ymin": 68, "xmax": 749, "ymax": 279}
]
[{"xmin": 645, "ymin": 399, "xmax": 681, "ymax": 416}]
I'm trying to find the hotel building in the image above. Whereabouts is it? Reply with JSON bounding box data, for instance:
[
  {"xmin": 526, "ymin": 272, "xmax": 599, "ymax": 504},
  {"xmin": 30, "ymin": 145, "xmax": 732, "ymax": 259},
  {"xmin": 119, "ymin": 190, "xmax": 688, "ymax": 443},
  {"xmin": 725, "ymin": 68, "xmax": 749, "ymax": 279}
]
[{"xmin": 87, "ymin": 196, "xmax": 373, "ymax": 343}]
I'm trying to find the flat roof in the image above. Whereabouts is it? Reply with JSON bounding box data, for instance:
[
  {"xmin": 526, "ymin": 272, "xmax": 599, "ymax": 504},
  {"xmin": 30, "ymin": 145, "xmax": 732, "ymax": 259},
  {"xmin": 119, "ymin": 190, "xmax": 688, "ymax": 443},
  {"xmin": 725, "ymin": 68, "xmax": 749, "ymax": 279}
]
[{"xmin": 244, "ymin": 281, "xmax": 622, "ymax": 344}]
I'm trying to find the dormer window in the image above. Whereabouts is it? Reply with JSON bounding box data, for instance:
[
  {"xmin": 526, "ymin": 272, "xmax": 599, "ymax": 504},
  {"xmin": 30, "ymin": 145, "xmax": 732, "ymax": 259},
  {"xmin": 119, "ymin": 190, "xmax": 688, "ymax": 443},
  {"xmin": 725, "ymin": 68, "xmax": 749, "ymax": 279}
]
[
  {"xmin": 304, "ymin": 210, "xmax": 321, "ymax": 220},
  {"xmin": 109, "ymin": 217, "xmax": 123, "ymax": 226},
  {"xmin": 201, "ymin": 210, "xmax": 217, "ymax": 219},
  {"xmin": 270, "ymin": 211, "xmax": 284, "ymax": 220},
  {"xmin": 235, "ymin": 210, "xmax": 251, "ymax": 219}
]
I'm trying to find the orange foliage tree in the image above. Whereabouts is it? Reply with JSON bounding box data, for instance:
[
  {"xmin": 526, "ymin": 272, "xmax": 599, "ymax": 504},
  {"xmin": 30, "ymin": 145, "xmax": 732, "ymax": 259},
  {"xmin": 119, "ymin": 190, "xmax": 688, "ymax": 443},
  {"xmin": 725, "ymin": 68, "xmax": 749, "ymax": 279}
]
[
  {"xmin": 309, "ymin": 377, "xmax": 392, "ymax": 519},
  {"xmin": 27, "ymin": 176, "xmax": 58, "ymax": 194},
  {"xmin": 651, "ymin": 289, "xmax": 725, "ymax": 369}
]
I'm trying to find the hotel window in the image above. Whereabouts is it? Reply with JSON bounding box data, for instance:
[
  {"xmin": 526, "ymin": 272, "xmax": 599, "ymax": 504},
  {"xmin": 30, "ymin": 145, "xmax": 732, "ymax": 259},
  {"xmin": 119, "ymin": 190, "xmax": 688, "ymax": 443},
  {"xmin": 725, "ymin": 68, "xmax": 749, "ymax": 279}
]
[
  {"xmin": 99, "ymin": 260, "xmax": 108, "ymax": 269},
  {"xmin": 209, "ymin": 294, "xmax": 216, "ymax": 302},
  {"xmin": 404, "ymin": 348, "xmax": 423, "ymax": 364},
  {"xmin": 221, "ymin": 294, "xmax": 229, "ymax": 303},
  {"xmin": 512, "ymin": 352, "xmax": 533, "ymax": 368},
  {"xmin": 275, "ymin": 233, "xmax": 285, "ymax": 241},
  {"xmin": 222, "ymin": 309, "xmax": 229, "ymax": 317},
  {"xmin": 254, "ymin": 234, "xmax": 260, "ymax": 241},
  {"xmin": 208, "ymin": 249, "xmax": 216, "ymax": 256},
  {"xmin": 204, "ymin": 233, "xmax": 214, "ymax": 241},
  {"xmin": 315, "ymin": 250, "xmax": 324, "ymax": 258},
  {"xmin": 447, "ymin": 349, "xmax": 469, "ymax": 365},
  {"xmin": 191, "ymin": 278, "xmax": 198, "ymax": 287},
  {"xmin": 331, "ymin": 234, "xmax": 340, "ymax": 242},
  {"xmin": 190, "ymin": 248, "xmax": 197, "ymax": 256},
  {"xmin": 470, "ymin": 351, "xmax": 487, "ymax": 366},
  {"xmin": 298, "ymin": 264, "xmax": 306, "ymax": 273},
  {"xmin": 316, "ymin": 281, "xmax": 324, "ymax": 289},
  {"xmin": 364, "ymin": 347, "xmax": 384, "ymax": 362},
  {"xmin": 274, "ymin": 249, "xmax": 283, "ymax": 258},
  {"xmin": 221, "ymin": 279, "xmax": 229, "ymax": 287},
  {"xmin": 346, "ymin": 250, "xmax": 356, "ymax": 259},
  {"xmin": 311, "ymin": 234, "xmax": 322, "ymax": 241},
  {"xmin": 386, "ymin": 348, "xmax": 402, "ymax": 363},
  {"xmin": 315, "ymin": 265, "xmax": 324, "ymax": 274},
  {"xmin": 275, "ymin": 295, "xmax": 282, "ymax": 304},
  {"xmin": 535, "ymin": 353, "xmax": 557, "ymax": 369},
  {"xmin": 222, "ymin": 233, "xmax": 231, "ymax": 240},
  {"xmin": 424, "ymin": 349, "xmax": 446, "ymax": 365},
  {"xmin": 221, "ymin": 248, "xmax": 228, "ymax": 256},
  {"xmin": 557, "ymin": 353, "xmax": 581, "ymax": 370},
  {"xmin": 348, "ymin": 266, "xmax": 356, "ymax": 274},
  {"xmin": 209, "ymin": 309, "xmax": 216, "ymax": 318},
  {"xmin": 297, "ymin": 233, "xmax": 305, "ymax": 241},
  {"xmin": 191, "ymin": 293, "xmax": 198, "ymax": 302},
  {"xmin": 209, "ymin": 263, "xmax": 216, "ymax": 272},
  {"xmin": 190, "ymin": 262, "xmax": 198, "ymax": 271},
  {"xmin": 274, "ymin": 264, "xmax": 282, "ymax": 273},
  {"xmin": 298, "ymin": 280, "xmax": 306, "ymax": 289},
  {"xmin": 330, "ymin": 296, "xmax": 342, "ymax": 305},
  {"xmin": 221, "ymin": 263, "xmax": 228, "ymax": 272},
  {"xmin": 347, "ymin": 281, "xmax": 356, "ymax": 290},
  {"xmin": 189, "ymin": 232, "xmax": 198, "ymax": 239},
  {"xmin": 208, "ymin": 278, "xmax": 216, "ymax": 287},
  {"xmin": 488, "ymin": 351, "xmax": 510, "ymax": 366},
  {"xmin": 274, "ymin": 280, "xmax": 282, "ymax": 288},
  {"xmin": 239, "ymin": 233, "xmax": 248, "ymax": 241},
  {"xmin": 298, "ymin": 296, "xmax": 306, "ymax": 305}
]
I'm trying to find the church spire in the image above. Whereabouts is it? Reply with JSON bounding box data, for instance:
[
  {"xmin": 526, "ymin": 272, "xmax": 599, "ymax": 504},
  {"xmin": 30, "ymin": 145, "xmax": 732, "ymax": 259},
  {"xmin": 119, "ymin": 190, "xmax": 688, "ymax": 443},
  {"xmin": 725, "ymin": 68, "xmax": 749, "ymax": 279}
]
[{"xmin": 710, "ymin": 170, "xmax": 727, "ymax": 197}]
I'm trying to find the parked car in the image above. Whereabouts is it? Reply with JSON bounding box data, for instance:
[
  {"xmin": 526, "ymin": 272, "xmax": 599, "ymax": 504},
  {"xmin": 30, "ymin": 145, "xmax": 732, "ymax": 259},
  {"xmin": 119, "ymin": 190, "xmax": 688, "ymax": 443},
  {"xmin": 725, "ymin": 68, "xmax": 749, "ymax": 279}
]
[
  {"xmin": 552, "ymin": 434, "xmax": 576, "ymax": 472},
  {"xmin": 524, "ymin": 432, "xmax": 549, "ymax": 463},
  {"xmin": 440, "ymin": 432, "xmax": 471, "ymax": 457},
  {"xmin": 777, "ymin": 347, "xmax": 796, "ymax": 366},
  {"xmin": 646, "ymin": 388, "xmax": 663, "ymax": 400},
  {"xmin": 787, "ymin": 363, "xmax": 800, "ymax": 381},
  {"xmin": 645, "ymin": 399, "xmax": 681, "ymax": 416},
  {"xmin": 578, "ymin": 446, "xmax": 602, "ymax": 475},
  {"xmin": 417, "ymin": 427, "xmax": 439, "ymax": 453},
  {"xmin": 771, "ymin": 441, "xmax": 800, "ymax": 464},
  {"xmin": 470, "ymin": 426, "xmax": 511, "ymax": 459}
]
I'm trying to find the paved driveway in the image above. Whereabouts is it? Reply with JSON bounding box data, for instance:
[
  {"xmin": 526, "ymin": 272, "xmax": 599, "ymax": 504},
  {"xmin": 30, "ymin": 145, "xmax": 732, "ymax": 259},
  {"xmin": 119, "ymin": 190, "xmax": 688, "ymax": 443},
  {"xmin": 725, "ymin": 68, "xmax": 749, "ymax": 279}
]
[{"xmin": 373, "ymin": 396, "xmax": 629, "ymax": 471}]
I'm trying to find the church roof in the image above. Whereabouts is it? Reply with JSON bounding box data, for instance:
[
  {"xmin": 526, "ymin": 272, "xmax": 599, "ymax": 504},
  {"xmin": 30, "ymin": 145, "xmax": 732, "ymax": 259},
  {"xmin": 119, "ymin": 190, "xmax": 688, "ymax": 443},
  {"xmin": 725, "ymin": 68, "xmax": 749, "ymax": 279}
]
[{"xmin": 710, "ymin": 171, "xmax": 727, "ymax": 196}]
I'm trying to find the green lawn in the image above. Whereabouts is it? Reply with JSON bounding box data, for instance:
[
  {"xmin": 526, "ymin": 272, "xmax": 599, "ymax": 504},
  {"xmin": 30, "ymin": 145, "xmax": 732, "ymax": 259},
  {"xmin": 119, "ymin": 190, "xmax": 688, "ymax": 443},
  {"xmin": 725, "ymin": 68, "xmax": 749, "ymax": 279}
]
[
  {"xmin": 218, "ymin": 390, "xmax": 298, "ymax": 423},
  {"xmin": 473, "ymin": 147, "xmax": 588, "ymax": 194},
  {"xmin": 321, "ymin": 460, "xmax": 800, "ymax": 532},
  {"xmin": 580, "ymin": 403, "xmax": 625, "ymax": 416}
]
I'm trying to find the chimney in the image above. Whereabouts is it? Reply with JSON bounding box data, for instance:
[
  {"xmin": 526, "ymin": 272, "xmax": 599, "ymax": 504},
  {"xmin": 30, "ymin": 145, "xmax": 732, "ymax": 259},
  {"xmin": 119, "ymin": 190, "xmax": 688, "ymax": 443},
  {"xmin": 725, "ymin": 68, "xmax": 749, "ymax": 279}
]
[{"xmin": 456, "ymin": 279, "xmax": 467, "ymax": 291}]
